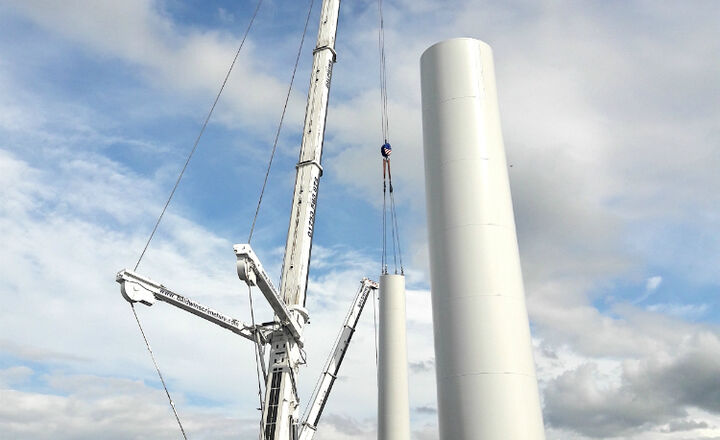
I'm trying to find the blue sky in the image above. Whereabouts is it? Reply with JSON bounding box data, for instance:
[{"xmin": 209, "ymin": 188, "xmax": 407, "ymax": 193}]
[{"xmin": 1, "ymin": 1, "xmax": 720, "ymax": 439}]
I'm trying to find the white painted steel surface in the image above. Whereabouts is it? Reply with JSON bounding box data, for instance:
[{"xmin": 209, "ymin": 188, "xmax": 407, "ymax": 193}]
[
  {"xmin": 420, "ymin": 38, "xmax": 545, "ymax": 440},
  {"xmin": 279, "ymin": 0, "xmax": 340, "ymax": 309},
  {"xmin": 261, "ymin": 1, "xmax": 341, "ymax": 438},
  {"xmin": 117, "ymin": 269, "xmax": 255, "ymax": 341},
  {"xmin": 377, "ymin": 274, "xmax": 410, "ymax": 440}
]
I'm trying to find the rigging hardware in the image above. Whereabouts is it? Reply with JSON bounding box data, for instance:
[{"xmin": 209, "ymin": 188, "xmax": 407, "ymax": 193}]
[{"xmin": 376, "ymin": 0, "xmax": 404, "ymax": 276}]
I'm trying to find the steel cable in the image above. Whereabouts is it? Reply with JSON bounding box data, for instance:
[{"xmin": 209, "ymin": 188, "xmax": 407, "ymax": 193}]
[
  {"xmin": 377, "ymin": 0, "xmax": 390, "ymax": 142},
  {"xmin": 382, "ymin": 163, "xmax": 388, "ymax": 273},
  {"xmin": 248, "ymin": 0, "xmax": 317, "ymax": 244},
  {"xmin": 130, "ymin": 304, "xmax": 188, "ymax": 439},
  {"xmin": 378, "ymin": 0, "xmax": 404, "ymax": 275},
  {"xmin": 134, "ymin": 0, "xmax": 264, "ymax": 272},
  {"xmin": 129, "ymin": 2, "xmax": 264, "ymax": 437}
]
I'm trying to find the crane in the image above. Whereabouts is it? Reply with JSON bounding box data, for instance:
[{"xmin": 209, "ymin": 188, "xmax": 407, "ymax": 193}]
[
  {"xmin": 116, "ymin": 0, "xmax": 369, "ymax": 438},
  {"xmin": 252, "ymin": 0, "xmax": 341, "ymax": 437},
  {"xmin": 116, "ymin": 270, "xmax": 375, "ymax": 440}
]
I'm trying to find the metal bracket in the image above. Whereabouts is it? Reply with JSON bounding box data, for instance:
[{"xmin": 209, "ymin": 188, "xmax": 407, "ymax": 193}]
[
  {"xmin": 312, "ymin": 45, "xmax": 337, "ymax": 62},
  {"xmin": 234, "ymin": 244, "xmax": 306, "ymax": 346},
  {"xmin": 295, "ymin": 159, "xmax": 323, "ymax": 176},
  {"xmin": 116, "ymin": 269, "xmax": 257, "ymax": 342}
]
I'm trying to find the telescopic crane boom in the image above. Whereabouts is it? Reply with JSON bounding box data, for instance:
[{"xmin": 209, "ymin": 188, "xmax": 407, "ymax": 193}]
[
  {"xmin": 241, "ymin": 0, "xmax": 342, "ymax": 438},
  {"xmin": 298, "ymin": 278, "xmax": 377, "ymax": 440}
]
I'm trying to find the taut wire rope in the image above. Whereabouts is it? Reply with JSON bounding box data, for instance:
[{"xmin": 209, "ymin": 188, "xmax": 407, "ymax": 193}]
[
  {"xmin": 377, "ymin": 0, "xmax": 403, "ymax": 275},
  {"xmin": 381, "ymin": 166, "xmax": 388, "ymax": 272},
  {"xmin": 377, "ymin": 0, "xmax": 390, "ymax": 142},
  {"xmin": 128, "ymin": 1, "xmax": 264, "ymax": 437},
  {"xmin": 248, "ymin": 0, "xmax": 317, "ymax": 244},
  {"xmin": 134, "ymin": 0, "xmax": 264, "ymax": 272},
  {"xmin": 387, "ymin": 161, "xmax": 403, "ymax": 273},
  {"xmin": 131, "ymin": 304, "xmax": 188, "ymax": 440}
]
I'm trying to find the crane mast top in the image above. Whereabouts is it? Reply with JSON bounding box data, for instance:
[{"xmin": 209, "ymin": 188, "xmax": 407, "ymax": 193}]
[{"xmin": 279, "ymin": 0, "xmax": 340, "ymax": 308}]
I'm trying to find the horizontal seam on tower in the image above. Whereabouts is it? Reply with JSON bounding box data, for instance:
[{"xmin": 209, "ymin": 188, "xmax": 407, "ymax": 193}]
[
  {"xmin": 422, "ymin": 94, "xmax": 479, "ymax": 107},
  {"xmin": 440, "ymin": 371, "xmax": 537, "ymax": 380},
  {"xmin": 439, "ymin": 222, "xmax": 512, "ymax": 232},
  {"xmin": 437, "ymin": 157, "xmax": 490, "ymax": 166},
  {"xmin": 434, "ymin": 293, "xmax": 524, "ymax": 302}
]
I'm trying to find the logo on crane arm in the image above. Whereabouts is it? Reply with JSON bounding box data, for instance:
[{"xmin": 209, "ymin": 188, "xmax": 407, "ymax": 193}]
[
  {"xmin": 159, "ymin": 287, "xmax": 242, "ymax": 329},
  {"xmin": 307, "ymin": 176, "xmax": 319, "ymax": 237},
  {"xmin": 325, "ymin": 60, "xmax": 333, "ymax": 88}
]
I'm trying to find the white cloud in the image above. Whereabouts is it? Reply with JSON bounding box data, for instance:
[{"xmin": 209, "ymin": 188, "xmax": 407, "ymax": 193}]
[
  {"xmin": 2, "ymin": 0, "xmax": 307, "ymax": 138},
  {"xmin": 544, "ymin": 332, "xmax": 720, "ymax": 438},
  {"xmin": 0, "ymin": 368, "xmax": 259, "ymax": 440},
  {"xmin": 0, "ymin": 366, "xmax": 33, "ymax": 388},
  {"xmin": 662, "ymin": 418, "xmax": 710, "ymax": 433},
  {"xmin": 2, "ymin": 0, "xmax": 720, "ymax": 438},
  {"xmin": 646, "ymin": 276, "xmax": 662, "ymax": 292},
  {"xmin": 648, "ymin": 303, "xmax": 709, "ymax": 320},
  {"xmin": 0, "ymin": 144, "xmax": 433, "ymax": 435},
  {"xmin": 632, "ymin": 275, "xmax": 664, "ymax": 304}
]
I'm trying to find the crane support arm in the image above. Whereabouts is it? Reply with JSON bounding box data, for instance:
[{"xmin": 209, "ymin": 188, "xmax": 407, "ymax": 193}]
[
  {"xmin": 117, "ymin": 269, "xmax": 256, "ymax": 342},
  {"xmin": 298, "ymin": 278, "xmax": 378, "ymax": 440},
  {"xmin": 234, "ymin": 244, "xmax": 306, "ymax": 345}
]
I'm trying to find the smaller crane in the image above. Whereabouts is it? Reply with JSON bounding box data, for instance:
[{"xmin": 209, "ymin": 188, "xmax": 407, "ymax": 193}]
[{"xmin": 116, "ymin": 260, "xmax": 377, "ymax": 440}]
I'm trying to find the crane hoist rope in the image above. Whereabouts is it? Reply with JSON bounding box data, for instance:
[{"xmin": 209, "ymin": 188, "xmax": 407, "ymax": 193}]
[
  {"xmin": 377, "ymin": 0, "xmax": 390, "ymax": 142},
  {"xmin": 377, "ymin": 0, "xmax": 403, "ymax": 276}
]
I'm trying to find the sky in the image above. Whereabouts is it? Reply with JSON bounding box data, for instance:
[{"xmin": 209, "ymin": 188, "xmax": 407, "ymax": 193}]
[{"xmin": 1, "ymin": 0, "xmax": 719, "ymax": 439}]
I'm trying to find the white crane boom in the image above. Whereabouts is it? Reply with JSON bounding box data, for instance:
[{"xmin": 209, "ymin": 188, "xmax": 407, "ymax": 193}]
[
  {"xmin": 278, "ymin": 0, "xmax": 340, "ymax": 309},
  {"xmin": 298, "ymin": 278, "xmax": 378, "ymax": 440},
  {"xmin": 255, "ymin": 0, "xmax": 342, "ymax": 438},
  {"xmin": 116, "ymin": 269, "xmax": 257, "ymax": 342}
]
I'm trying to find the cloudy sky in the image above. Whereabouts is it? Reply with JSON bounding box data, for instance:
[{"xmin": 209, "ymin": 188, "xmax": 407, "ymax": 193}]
[{"xmin": 1, "ymin": 0, "xmax": 719, "ymax": 439}]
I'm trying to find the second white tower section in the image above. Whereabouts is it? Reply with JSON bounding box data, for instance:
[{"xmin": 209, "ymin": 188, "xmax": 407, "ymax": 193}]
[{"xmin": 377, "ymin": 274, "xmax": 410, "ymax": 440}]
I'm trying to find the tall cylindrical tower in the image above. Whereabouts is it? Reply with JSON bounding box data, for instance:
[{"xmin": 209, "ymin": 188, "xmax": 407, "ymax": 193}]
[
  {"xmin": 420, "ymin": 38, "xmax": 545, "ymax": 440},
  {"xmin": 377, "ymin": 274, "xmax": 410, "ymax": 440}
]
